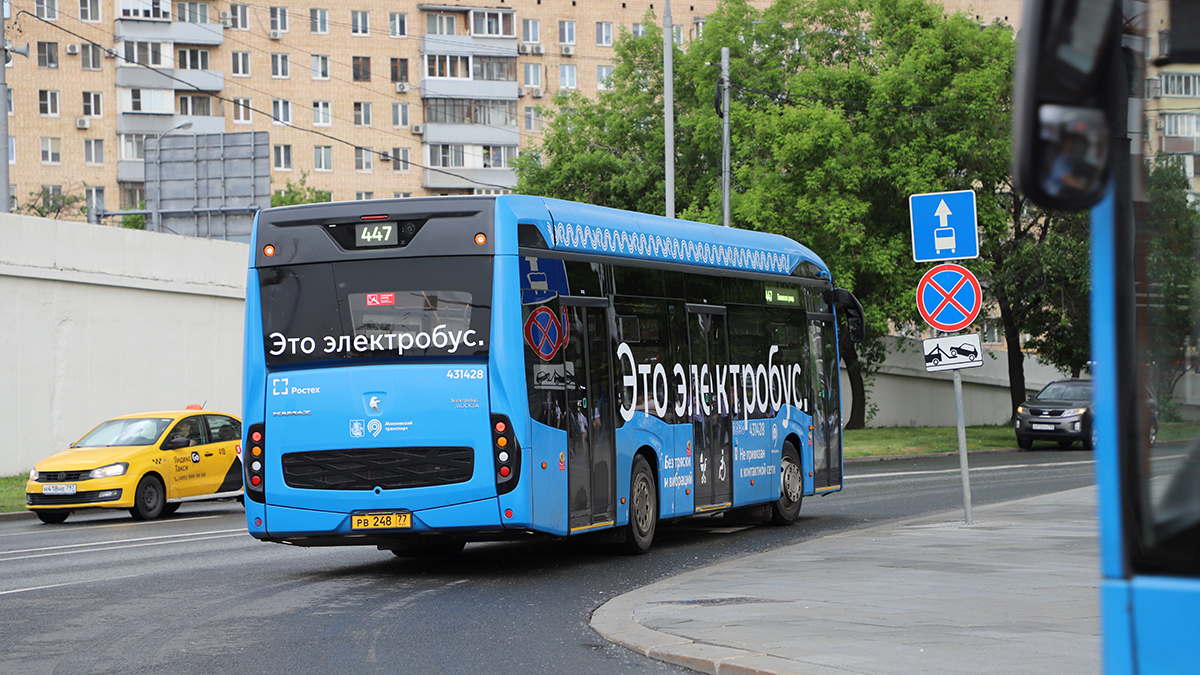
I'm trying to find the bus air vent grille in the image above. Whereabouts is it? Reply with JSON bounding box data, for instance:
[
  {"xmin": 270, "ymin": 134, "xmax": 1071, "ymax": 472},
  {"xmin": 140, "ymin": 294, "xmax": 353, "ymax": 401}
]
[{"xmin": 281, "ymin": 447, "xmax": 473, "ymax": 490}]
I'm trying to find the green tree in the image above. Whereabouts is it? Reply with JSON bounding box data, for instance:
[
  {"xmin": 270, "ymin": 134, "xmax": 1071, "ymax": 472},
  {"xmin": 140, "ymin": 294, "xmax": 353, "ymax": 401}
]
[
  {"xmin": 120, "ymin": 201, "xmax": 147, "ymax": 229},
  {"xmin": 16, "ymin": 185, "xmax": 87, "ymax": 220},
  {"xmin": 272, "ymin": 171, "xmax": 331, "ymax": 207}
]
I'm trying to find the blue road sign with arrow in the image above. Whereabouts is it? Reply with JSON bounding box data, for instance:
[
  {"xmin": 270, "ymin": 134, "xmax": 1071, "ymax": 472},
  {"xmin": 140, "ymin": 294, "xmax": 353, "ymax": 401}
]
[{"xmin": 910, "ymin": 189, "xmax": 978, "ymax": 263}]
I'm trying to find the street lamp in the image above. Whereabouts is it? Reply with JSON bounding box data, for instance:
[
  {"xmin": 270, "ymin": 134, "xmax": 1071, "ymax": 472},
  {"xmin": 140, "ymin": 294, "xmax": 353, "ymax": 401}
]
[{"xmin": 151, "ymin": 122, "xmax": 193, "ymax": 233}]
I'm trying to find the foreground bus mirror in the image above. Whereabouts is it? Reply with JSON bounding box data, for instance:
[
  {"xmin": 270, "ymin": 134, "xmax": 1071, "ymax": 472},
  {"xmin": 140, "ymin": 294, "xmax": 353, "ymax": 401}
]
[
  {"xmin": 1013, "ymin": 0, "xmax": 1120, "ymax": 210},
  {"xmin": 825, "ymin": 288, "xmax": 865, "ymax": 344}
]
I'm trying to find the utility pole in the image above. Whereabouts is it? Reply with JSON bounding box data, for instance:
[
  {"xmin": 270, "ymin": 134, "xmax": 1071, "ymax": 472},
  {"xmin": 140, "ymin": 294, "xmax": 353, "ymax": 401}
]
[
  {"xmin": 1, "ymin": 4, "xmax": 10, "ymax": 214},
  {"xmin": 721, "ymin": 47, "xmax": 730, "ymax": 228},
  {"xmin": 663, "ymin": 0, "xmax": 674, "ymax": 218}
]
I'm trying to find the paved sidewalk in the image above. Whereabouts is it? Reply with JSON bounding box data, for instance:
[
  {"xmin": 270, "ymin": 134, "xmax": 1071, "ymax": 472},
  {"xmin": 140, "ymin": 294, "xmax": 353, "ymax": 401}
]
[{"xmin": 592, "ymin": 487, "xmax": 1100, "ymax": 675}]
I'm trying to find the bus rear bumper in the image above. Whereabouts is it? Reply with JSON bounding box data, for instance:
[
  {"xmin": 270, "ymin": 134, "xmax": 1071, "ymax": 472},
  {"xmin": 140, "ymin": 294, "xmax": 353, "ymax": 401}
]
[{"xmin": 250, "ymin": 496, "xmax": 510, "ymax": 544}]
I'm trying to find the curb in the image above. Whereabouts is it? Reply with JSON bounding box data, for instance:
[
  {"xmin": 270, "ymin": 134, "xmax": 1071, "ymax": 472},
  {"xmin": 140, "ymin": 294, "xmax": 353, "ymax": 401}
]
[{"xmin": 0, "ymin": 510, "xmax": 35, "ymax": 520}]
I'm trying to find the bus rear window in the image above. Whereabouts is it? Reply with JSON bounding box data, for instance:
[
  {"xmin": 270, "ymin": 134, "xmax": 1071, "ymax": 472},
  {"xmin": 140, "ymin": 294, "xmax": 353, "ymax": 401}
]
[{"xmin": 259, "ymin": 257, "xmax": 491, "ymax": 365}]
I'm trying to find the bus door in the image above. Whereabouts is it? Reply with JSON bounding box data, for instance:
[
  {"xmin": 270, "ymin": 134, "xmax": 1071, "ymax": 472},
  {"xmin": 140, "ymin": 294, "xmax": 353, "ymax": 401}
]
[
  {"xmin": 687, "ymin": 304, "xmax": 732, "ymax": 509},
  {"xmin": 561, "ymin": 297, "xmax": 616, "ymax": 531},
  {"xmin": 809, "ymin": 314, "xmax": 842, "ymax": 491}
]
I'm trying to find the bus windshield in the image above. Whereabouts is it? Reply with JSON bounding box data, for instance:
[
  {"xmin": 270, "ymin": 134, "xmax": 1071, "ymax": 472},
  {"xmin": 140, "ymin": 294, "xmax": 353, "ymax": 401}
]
[{"xmin": 259, "ymin": 256, "xmax": 492, "ymax": 365}]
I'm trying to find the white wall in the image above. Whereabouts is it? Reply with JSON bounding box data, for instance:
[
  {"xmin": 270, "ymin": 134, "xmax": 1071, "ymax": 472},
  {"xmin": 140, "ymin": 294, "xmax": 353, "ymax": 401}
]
[
  {"xmin": 0, "ymin": 213, "xmax": 248, "ymax": 476},
  {"xmin": 842, "ymin": 336, "xmax": 1070, "ymax": 428}
]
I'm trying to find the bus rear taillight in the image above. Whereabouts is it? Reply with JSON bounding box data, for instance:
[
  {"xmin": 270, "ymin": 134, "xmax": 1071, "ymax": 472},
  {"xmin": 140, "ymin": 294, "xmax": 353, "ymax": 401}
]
[
  {"xmin": 245, "ymin": 423, "xmax": 266, "ymax": 503},
  {"xmin": 490, "ymin": 414, "xmax": 520, "ymax": 495}
]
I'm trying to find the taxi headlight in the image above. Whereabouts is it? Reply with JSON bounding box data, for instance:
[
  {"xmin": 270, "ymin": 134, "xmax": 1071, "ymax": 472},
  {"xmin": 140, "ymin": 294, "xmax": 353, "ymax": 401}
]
[
  {"xmin": 29, "ymin": 468, "xmax": 38, "ymax": 481},
  {"xmin": 89, "ymin": 463, "xmax": 129, "ymax": 479}
]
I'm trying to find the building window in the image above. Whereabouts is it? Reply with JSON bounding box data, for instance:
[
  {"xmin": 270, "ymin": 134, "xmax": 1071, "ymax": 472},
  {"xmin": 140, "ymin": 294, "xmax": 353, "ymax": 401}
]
[
  {"xmin": 391, "ymin": 58, "xmax": 409, "ymax": 83},
  {"xmin": 1163, "ymin": 113, "xmax": 1200, "ymax": 137},
  {"xmin": 353, "ymin": 101, "xmax": 372, "ymax": 126},
  {"xmin": 311, "ymin": 54, "xmax": 329, "ymax": 80},
  {"xmin": 121, "ymin": 0, "xmax": 169, "ymax": 19},
  {"xmin": 310, "ymin": 8, "xmax": 328, "ymax": 34},
  {"xmin": 314, "ymin": 145, "xmax": 332, "ymax": 171},
  {"xmin": 472, "ymin": 99, "xmax": 518, "ymax": 125},
  {"xmin": 471, "ymin": 10, "xmax": 514, "ymax": 37},
  {"xmin": 37, "ymin": 42, "xmax": 59, "ymax": 69},
  {"xmin": 390, "ymin": 13, "xmax": 407, "ymax": 37},
  {"xmin": 272, "ymin": 99, "xmax": 291, "ymax": 125},
  {"xmin": 40, "ymin": 186, "xmax": 65, "ymax": 210},
  {"xmin": 597, "ymin": 65, "xmax": 613, "ymax": 91},
  {"xmin": 354, "ymin": 147, "xmax": 373, "ymax": 171},
  {"xmin": 351, "ymin": 10, "xmax": 369, "ymax": 35},
  {"xmin": 693, "ymin": 18, "xmax": 706, "ymax": 39},
  {"xmin": 352, "ymin": 56, "xmax": 371, "ymax": 81},
  {"xmin": 40, "ymin": 137, "xmax": 62, "ymax": 164},
  {"xmin": 482, "ymin": 145, "xmax": 516, "ymax": 168},
  {"xmin": 8, "ymin": 136, "xmax": 14, "ymax": 165},
  {"xmin": 178, "ymin": 48, "xmax": 210, "ymax": 70},
  {"xmin": 85, "ymin": 186, "xmax": 105, "ymax": 213},
  {"xmin": 525, "ymin": 106, "xmax": 542, "ymax": 132},
  {"xmin": 475, "ymin": 57, "xmax": 516, "ymax": 82},
  {"xmin": 394, "ymin": 192, "xmax": 411, "ymax": 198},
  {"xmin": 36, "ymin": 0, "xmax": 58, "ymax": 20},
  {"xmin": 178, "ymin": 2, "xmax": 207, "ymax": 23},
  {"xmin": 392, "ymin": 102, "xmax": 409, "ymax": 127},
  {"xmin": 524, "ymin": 63, "xmax": 541, "ymax": 87},
  {"xmin": 120, "ymin": 134, "xmax": 147, "ymax": 160},
  {"xmin": 127, "ymin": 88, "xmax": 169, "ymax": 114},
  {"xmin": 426, "ymin": 55, "xmax": 469, "ymax": 78},
  {"xmin": 356, "ymin": 191, "xmax": 374, "ymax": 200},
  {"xmin": 39, "ymin": 90, "xmax": 59, "ymax": 116},
  {"xmin": 312, "ymin": 100, "xmax": 331, "ymax": 126},
  {"xmin": 81, "ymin": 43, "xmax": 103, "ymax": 70},
  {"xmin": 389, "ymin": 147, "xmax": 410, "ymax": 171},
  {"xmin": 84, "ymin": 138, "xmax": 104, "ymax": 164},
  {"xmin": 269, "ymin": 6, "xmax": 288, "ymax": 32},
  {"xmin": 273, "ymin": 144, "xmax": 292, "ymax": 170},
  {"xmin": 123, "ymin": 42, "xmax": 163, "ymax": 67},
  {"xmin": 560, "ymin": 64, "xmax": 576, "ymax": 89},
  {"xmin": 233, "ymin": 98, "xmax": 252, "ymax": 123},
  {"xmin": 232, "ymin": 51, "xmax": 250, "ymax": 76},
  {"xmin": 559, "ymin": 21, "xmax": 575, "ymax": 44},
  {"xmin": 271, "ymin": 53, "xmax": 290, "ymax": 78},
  {"xmin": 1162, "ymin": 73, "xmax": 1200, "ymax": 97},
  {"xmin": 673, "ymin": 25, "xmax": 683, "ymax": 45},
  {"xmin": 178, "ymin": 94, "xmax": 211, "ymax": 115},
  {"xmin": 229, "ymin": 3, "xmax": 249, "ymax": 30},
  {"xmin": 429, "ymin": 144, "xmax": 465, "ymax": 167},
  {"xmin": 597, "ymin": 22, "xmax": 613, "ymax": 46},
  {"xmin": 427, "ymin": 13, "xmax": 455, "ymax": 35},
  {"xmin": 82, "ymin": 91, "xmax": 102, "ymax": 116},
  {"xmin": 1160, "ymin": 30, "xmax": 1171, "ymax": 58},
  {"xmin": 632, "ymin": 23, "xmax": 644, "ymax": 38},
  {"xmin": 79, "ymin": 0, "xmax": 101, "ymax": 22},
  {"xmin": 523, "ymin": 18, "xmax": 539, "ymax": 43}
]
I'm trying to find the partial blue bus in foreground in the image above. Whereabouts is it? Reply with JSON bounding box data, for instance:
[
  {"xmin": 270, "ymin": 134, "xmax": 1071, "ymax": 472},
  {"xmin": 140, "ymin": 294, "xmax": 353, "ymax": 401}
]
[{"xmin": 242, "ymin": 195, "xmax": 863, "ymax": 555}]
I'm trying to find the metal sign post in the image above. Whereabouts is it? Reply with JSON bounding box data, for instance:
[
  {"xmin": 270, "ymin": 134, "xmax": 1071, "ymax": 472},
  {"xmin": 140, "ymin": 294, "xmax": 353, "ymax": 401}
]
[{"xmin": 953, "ymin": 369, "xmax": 973, "ymax": 524}]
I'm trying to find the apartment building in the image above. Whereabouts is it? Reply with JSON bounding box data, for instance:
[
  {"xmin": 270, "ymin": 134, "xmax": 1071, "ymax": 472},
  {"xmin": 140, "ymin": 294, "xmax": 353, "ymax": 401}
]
[
  {"xmin": 1143, "ymin": 0, "xmax": 1200, "ymax": 199},
  {"xmin": 5, "ymin": 0, "xmax": 734, "ymax": 219}
]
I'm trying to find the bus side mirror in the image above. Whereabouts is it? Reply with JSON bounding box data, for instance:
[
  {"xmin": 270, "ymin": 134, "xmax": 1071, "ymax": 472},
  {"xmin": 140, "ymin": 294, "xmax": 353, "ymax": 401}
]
[
  {"xmin": 825, "ymin": 288, "xmax": 865, "ymax": 344},
  {"xmin": 1012, "ymin": 0, "xmax": 1120, "ymax": 210}
]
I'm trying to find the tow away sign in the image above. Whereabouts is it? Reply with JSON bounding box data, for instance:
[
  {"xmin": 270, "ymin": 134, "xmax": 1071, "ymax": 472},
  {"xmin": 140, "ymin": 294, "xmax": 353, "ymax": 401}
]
[{"xmin": 923, "ymin": 333, "xmax": 984, "ymax": 373}]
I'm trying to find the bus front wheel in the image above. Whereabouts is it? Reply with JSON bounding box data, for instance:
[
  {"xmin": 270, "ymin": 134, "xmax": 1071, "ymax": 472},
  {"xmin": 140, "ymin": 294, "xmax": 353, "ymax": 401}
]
[
  {"xmin": 770, "ymin": 442, "xmax": 803, "ymax": 525},
  {"xmin": 624, "ymin": 454, "xmax": 657, "ymax": 555}
]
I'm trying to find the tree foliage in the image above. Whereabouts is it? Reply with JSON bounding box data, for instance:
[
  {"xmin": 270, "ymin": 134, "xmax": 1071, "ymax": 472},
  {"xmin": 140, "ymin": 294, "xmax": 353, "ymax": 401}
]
[{"xmin": 271, "ymin": 171, "xmax": 332, "ymax": 207}]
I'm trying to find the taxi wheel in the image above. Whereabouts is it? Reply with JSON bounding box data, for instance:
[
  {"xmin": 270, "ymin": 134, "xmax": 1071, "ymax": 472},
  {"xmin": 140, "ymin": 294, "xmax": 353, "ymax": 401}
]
[
  {"xmin": 129, "ymin": 475, "xmax": 165, "ymax": 520},
  {"xmin": 771, "ymin": 442, "xmax": 803, "ymax": 525},
  {"xmin": 34, "ymin": 510, "xmax": 70, "ymax": 524}
]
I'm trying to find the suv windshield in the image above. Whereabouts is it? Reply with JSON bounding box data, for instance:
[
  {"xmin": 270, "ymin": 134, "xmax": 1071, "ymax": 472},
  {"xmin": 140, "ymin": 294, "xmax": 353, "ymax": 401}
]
[
  {"xmin": 1037, "ymin": 382, "xmax": 1092, "ymax": 402},
  {"xmin": 74, "ymin": 418, "xmax": 174, "ymax": 447},
  {"xmin": 259, "ymin": 257, "xmax": 492, "ymax": 366}
]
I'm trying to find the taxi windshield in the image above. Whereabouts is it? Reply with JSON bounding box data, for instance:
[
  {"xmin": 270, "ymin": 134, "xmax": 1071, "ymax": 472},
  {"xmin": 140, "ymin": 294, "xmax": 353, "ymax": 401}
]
[{"xmin": 74, "ymin": 418, "xmax": 174, "ymax": 447}]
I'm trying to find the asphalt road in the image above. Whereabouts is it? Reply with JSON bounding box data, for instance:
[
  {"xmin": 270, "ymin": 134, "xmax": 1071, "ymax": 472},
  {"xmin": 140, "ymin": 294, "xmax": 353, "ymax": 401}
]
[{"xmin": 0, "ymin": 449, "xmax": 1096, "ymax": 675}]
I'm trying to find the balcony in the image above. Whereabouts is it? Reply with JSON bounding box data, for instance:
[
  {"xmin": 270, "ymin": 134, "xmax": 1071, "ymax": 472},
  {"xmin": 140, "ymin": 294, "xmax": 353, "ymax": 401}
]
[
  {"xmin": 115, "ymin": 19, "xmax": 225, "ymax": 46},
  {"xmin": 424, "ymin": 168, "xmax": 516, "ymax": 190},
  {"xmin": 116, "ymin": 67, "xmax": 224, "ymax": 91},
  {"xmin": 421, "ymin": 79, "xmax": 518, "ymax": 100},
  {"xmin": 420, "ymin": 34, "xmax": 516, "ymax": 57},
  {"xmin": 117, "ymin": 114, "xmax": 225, "ymax": 136},
  {"xmin": 424, "ymin": 123, "xmax": 519, "ymax": 146}
]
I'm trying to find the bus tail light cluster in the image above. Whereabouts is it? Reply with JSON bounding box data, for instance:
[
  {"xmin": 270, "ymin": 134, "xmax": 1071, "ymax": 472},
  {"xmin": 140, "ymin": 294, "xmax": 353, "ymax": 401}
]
[
  {"xmin": 245, "ymin": 423, "xmax": 266, "ymax": 503},
  {"xmin": 491, "ymin": 414, "xmax": 520, "ymax": 495}
]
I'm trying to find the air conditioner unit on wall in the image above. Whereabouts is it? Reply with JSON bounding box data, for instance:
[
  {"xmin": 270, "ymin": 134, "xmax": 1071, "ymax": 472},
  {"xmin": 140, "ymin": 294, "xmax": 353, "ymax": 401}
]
[
  {"xmin": 411, "ymin": 124, "xmax": 424, "ymax": 135},
  {"xmin": 561, "ymin": 45, "xmax": 575, "ymax": 56},
  {"xmin": 75, "ymin": 117, "xmax": 90, "ymax": 129},
  {"xmin": 269, "ymin": 30, "xmax": 282, "ymax": 40},
  {"xmin": 395, "ymin": 82, "xmax": 409, "ymax": 94},
  {"xmin": 220, "ymin": 17, "xmax": 232, "ymax": 28},
  {"xmin": 65, "ymin": 44, "xmax": 79, "ymax": 55},
  {"xmin": 517, "ymin": 86, "xmax": 526, "ymax": 97},
  {"xmin": 1157, "ymin": 117, "xmax": 1165, "ymax": 129},
  {"xmin": 531, "ymin": 44, "xmax": 545, "ymax": 55},
  {"xmin": 530, "ymin": 87, "xmax": 543, "ymax": 98},
  {"xmin": 517, "ymin": 44, "xmax": 530, "ymax": 55}
]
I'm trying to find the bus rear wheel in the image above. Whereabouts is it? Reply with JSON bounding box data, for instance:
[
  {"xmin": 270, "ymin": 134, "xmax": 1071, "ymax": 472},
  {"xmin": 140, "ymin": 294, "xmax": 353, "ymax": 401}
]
[
  {"xmin": 624, "ymin": 454, "xmax": 657, "ymax": 555},
  {"xmin": 770, "ymin": 442, "xmax": 803, "ymax": 525}
]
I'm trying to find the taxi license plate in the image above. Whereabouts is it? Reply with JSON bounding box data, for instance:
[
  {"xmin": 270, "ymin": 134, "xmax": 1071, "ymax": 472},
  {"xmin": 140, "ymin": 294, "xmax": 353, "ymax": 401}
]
[
  {"xmin": 352, "ymin": 513, "xmax": 412, "ymax": 530},
  {"xmin": 1031, "ymin": 423, "xmax": 1055, "ymax": 431},
  {"xmin": 42, "ymin": 484, "xmax": 77, "ymax": 495}
]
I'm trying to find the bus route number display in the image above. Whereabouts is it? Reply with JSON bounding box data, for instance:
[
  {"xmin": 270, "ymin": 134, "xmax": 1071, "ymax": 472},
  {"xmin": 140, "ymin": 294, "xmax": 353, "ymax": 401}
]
[{"xmin": 355, "ymin": 222, "xmax": 398, "ymax": 247}]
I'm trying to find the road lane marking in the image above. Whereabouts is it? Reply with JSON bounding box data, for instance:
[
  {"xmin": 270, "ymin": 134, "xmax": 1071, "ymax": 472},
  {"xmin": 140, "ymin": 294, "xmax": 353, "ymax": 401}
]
[
  {"xmin": 1, "ymin": 528, "xmax": 245, "ymax": 556},
  {"xmin": 0, "ymin": 532, "xmax": 247, "ymax": 561},
  {"xmin": 848, "ymin": 459, "xmax": 1095, "ymax": 480},
  {"xmin": 0, "ymin": 573, "xmax": 145, "ymax": 596},
  {"xmin": 0, "ymin": 514, "xmax": 227, "ymax": 538}
]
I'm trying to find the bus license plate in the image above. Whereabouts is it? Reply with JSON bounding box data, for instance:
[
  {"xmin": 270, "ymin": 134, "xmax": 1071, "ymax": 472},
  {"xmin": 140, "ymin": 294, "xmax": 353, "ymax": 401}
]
[
  {"xmin": 1031, "ymin": 423, "xmax": 1055, "ymax": 431},
  {"xmin": 351, "ymin": 513, "xmax": 412, "ymax": 530},
  {"xmin": 42, "ymin": 484, "xmax": 77, "ymax": 495}
]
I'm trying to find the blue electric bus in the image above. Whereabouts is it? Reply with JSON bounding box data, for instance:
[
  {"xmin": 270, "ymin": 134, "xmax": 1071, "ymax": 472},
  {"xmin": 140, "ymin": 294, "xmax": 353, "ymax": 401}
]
[
  {"xmin": 242, "ymin": 195, "xmax": 863, "ymax": 555},
  {"xmin": 1015, "ymin": 0, "xmax": 1200, "ymax": 671}
]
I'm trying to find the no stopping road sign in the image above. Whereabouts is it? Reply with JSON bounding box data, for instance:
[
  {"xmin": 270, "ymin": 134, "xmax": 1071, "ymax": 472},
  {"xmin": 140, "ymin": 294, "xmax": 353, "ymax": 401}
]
[{"xmin": 916, "ymin": 264, "xmax": 981, "ymax": 332}]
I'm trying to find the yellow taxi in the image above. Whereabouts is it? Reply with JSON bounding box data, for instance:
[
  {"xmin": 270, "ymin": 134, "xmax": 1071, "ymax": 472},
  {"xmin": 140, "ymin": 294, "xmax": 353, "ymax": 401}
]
[{"xmin": 26, "ymin": 406, "xmax": 243, "ymax": 524}]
